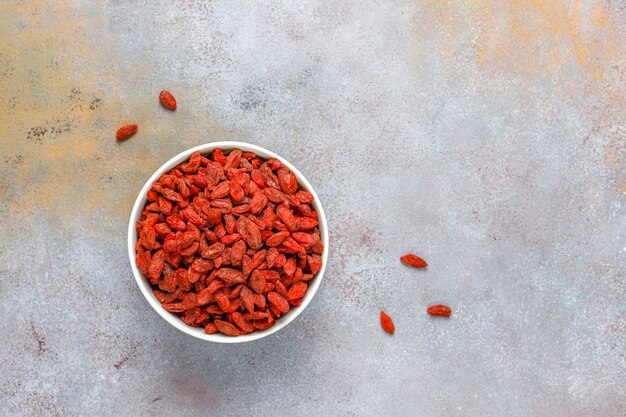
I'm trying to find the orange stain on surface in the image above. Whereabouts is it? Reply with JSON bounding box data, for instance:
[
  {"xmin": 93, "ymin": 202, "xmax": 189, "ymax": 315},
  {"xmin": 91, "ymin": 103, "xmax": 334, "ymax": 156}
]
[
  {"xmin": 408, "ymin": 0, "xmax": 624, "ymax": 192},
  {"xmin": 0, "ymin": 0, "xmax": 231, "ymax": 233},
  {"xmin": 0, "ymin": 0, "xmax": 133, "ymax": 230},
  {"xmin": 410, "ymin": 0, "xmax": 622, "ymax": 81},
  {"xmin": 473, "ymin": 0, "xmax": 618, "ymax": 77}
]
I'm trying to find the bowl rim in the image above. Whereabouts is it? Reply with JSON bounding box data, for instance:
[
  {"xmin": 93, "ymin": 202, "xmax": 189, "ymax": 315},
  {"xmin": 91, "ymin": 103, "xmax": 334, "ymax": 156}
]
[{"xmin": 127, "ymin": 141, "xmax": 329, "ymax": 343}]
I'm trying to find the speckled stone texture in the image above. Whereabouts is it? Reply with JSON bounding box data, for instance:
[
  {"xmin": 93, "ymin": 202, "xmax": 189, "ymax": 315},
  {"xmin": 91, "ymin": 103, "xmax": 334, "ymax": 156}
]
[{"xmin": 1, "ymin": 1, "xmax": 624, "ymax": 416}]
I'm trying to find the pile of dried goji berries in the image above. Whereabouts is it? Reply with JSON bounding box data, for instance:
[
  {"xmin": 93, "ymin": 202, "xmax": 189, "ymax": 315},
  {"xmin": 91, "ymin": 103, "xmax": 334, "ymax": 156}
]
[{"xmin": 134, "ymin": 148, "xmax": 324, "ymax": 336}]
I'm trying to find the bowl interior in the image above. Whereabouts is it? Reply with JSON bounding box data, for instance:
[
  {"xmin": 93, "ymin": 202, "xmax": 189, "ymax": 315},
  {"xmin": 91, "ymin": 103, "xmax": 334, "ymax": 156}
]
[{"xmin": 128, "ymin": 141, "xmax": 329, "ymax": 343}]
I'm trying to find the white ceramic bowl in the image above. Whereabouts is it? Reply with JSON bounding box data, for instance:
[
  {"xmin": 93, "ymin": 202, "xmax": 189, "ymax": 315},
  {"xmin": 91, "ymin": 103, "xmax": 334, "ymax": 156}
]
[{"xmin": 127, "ymin": 142, "xmax": 329, "ymax": 343}]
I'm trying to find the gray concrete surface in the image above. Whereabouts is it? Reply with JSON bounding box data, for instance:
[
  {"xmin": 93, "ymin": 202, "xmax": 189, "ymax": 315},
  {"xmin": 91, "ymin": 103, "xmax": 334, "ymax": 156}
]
[{"xmin": 1, "ymin": 1, "xmax": 625, "ymax": 416}]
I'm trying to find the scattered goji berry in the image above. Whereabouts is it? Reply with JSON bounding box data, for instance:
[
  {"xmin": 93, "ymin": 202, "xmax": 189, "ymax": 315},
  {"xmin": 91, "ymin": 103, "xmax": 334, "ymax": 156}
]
[
  {"xmin": 116, "ymin": 124, "xmax": 137, "ymax": 141},
  {"xmin": 380, "ymin": 311, "xmax": 395, "ymax": 334},
  {"xmin": 159, "ymin": 90, "xmax": 177, "ymax": 110},
  {"xmin": 427, "ymin": 304, "xmax": 451, "ymax": 317},
  {"xmin": 400, "ymin": 254, "xmax": 428, "ymax": 269}
]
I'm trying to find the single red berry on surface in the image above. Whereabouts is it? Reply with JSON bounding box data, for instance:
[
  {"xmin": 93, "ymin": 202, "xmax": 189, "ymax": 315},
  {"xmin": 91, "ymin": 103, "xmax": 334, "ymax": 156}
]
[
  {"xmin": 400, "ymin": 254, "xmax": 428, "ymax": 268},
  {"xmin": 427, "ymin": 304, "xmax": 452, "ymax": 317},
  {"xmin": 116, "ymin": 124, "xmax": 137, "ymax": 141},
  {"xmin": 380, "ymin": 311, "xmax": 395, "ymax": 334},
  {"xmin": 159, "ymin": 90, "xmax": 177, "ymax": 110}
]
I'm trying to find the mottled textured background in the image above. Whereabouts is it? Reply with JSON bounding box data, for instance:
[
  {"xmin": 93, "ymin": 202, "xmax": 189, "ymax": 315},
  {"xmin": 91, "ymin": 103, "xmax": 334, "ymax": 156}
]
[{"xmin": 1, "ymin": 1, "xmax": 624, "ymax": 416}]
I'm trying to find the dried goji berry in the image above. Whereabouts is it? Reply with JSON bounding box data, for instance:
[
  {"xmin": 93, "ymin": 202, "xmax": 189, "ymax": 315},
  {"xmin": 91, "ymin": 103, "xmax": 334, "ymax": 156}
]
[
  {"xmin": 205, "ymin": 278, "xmax": 225, "ymax": 294},
  {"xmin": 380, "ymin": 311, "xmax": 395, "ymax": 334},
  {"xmin": 136, "ymin": 251, "xmax": 151, "ymax": 276},
  {"xmin": 211, "ymin": 181, "xmax": 230, "ymax": 199},
  {"xmin": 214, "ymin": 291, "xmax": 231, "ymax": 311},
  {"xmin": 291, "ymin": 232, "xmax": 316, "ymax": 247},
  {"xmin": 220, "ymin": 233, "xmax": 241, "ymax": 245},
  {"xmin": 182, "ymin": 207, "xmax": 204, "ymax": 227},
  {"xmin": 191, "ymin": 258, "xmax": 214, "ymax": 273},
  {"xmin": 201, "ymin": 242, "xmax": 225, "ymax": 259},
  {"xmin": 154, "ymin": 223, "xmax": 171, "ymax": 235},
  {"xmin": 289, "ymin": 298, "xmax": 302, "ymax": 307},
  {"xmin": 204, "ymin": 322, "xmax": 218, "ymax": 334},
  {"xmin": 175, "ymin": 177, "xmax": 190, "ymax": 199},
  {"xmin": 307, "ymin": 254, "xmax": 322, "ymax": 274},
  {"xmin": 267, "ymin": 291, "xmax": 289, "ymax": 314},
  {"xmin": 293, "ymin": 267, "xmax": 303, "ymax": 283},
  {"xmin": 250, "ymin": 190, "xmax": 268, "ymax": 214},
  {"xmin": 177, "ymin": 230, "xmax": 196, "ymax": 248},
  {"xmin": 252, "ymin": 319, "xmax": 275, "ymax": 330},
  {"xmin": 251, "ymin": 169, "xmax": 266, "ymax": 187},
  {"xmin": 229, "ymin": 180, "xmax": 245, "ymax": 203},
  {"xmin": 261, "ymin": 207, "xmax": 277, "ymax": 226},
  {"xmin": 283, "ymin": 257, "xmax": 297, "ymax": 277},
  {"xmin": 264, "ymin": 187, "xmax": 286, "ymax": 203},
  {"xmin": 240, "ymin": 285, "xmax": 255, "ymax": 312},
  {"xmin": 224, "ymin": 150, "xmax": 242, "ymax": 171},
  {"xmin": 159, "ymin": 90, "xmax": 177, "ymax": 110},
  {"xmin": 230, "ymin": 240, "xmax": 246, "ymax": 268},
  {"xmin": 147, "ymin": 189, "xmax": 159, "ymax": 202},
  {"xmin": 228, "ymin": 284, "xmax": 243, "ymax": 299},
  {"xmin": 224, "ymin": 214, "xmax": 236, "ymax": 234},
  {"xmin": 148, "ymin": 250, "xmax": 165, "ymax": 282},
  {"xmin": 265, "ymin": 231, "xmax": 290, "ymax": 247},
  {"xmin": 274, "ymin": 253, "xmax": 287, "ymax": 269},
  {"xmin": 180, "ymin": 242, "xmax": 199, "ymax": 256},
  {"xmin": 140, "ymin": 226, "xmax": 156, "ymax": 250},
  {"xmin": 159, "ymin": 273, "xmax": 177, "ymax": 293},
  {"xmin": 280, "ymin": 237, "xmax": 305, "ymax": 254},
  {"xmin": 196, "ymin": 287, "xmax": 214, "ymax": 305},
  {"xmin": 145, "ymin": 202, "xmax": 160, "ymax": 213},
  {"xmin": 277, "ymin": 205, "xmax": 294, "ymax": 230},
  {"xmin": 266, "ymin": 159, "xmax": 283, "ymax": 171},
  {"xmin": 214, "ymin": 319, "xmax": 240, "ymax": 336},
  {"xmin": 214, "ymin": 268, "xmax": 244, "ymax": 284},
  {"xmin": 286, "ymin": 281, "xmax": 307, "ymax": 300},
  {"xmin": 427, "ymin": 304, "xmax": 451, "ymax": 317},
  {"xmin": 116, "ymin": 124, "xmax": 137, "ymax": 141},
  {"xmin": 166, "ymin": 215, "xmax": 186, "ymax": 231},
  {"xmin": 231, "ymin": 204, "xmax": 251, "ymax": 216},
  {"xmin": 163, "ymin": 302, "xmax": 187, "ymax": 313},
  {"xmin": 237, "ymin": 216, "xmax": 263, "ymax": 250},
  {"xmin": 296, "ymin": 217, "xmax": 318, "ymax": 230},
  {"xmin": 253, "ymin": 293, "xmax": 266, "ymax": 309},
  {"xmin": 184, "ymin": 152, "xmax": 202, "ymax": 173},
  {"xmin": 161, "ymin": 188, "xmax": 182, "ymax": 203},
  {"xmin": 206, "ymin": 305, "xmax": 223, "ymax": 315},
  {"xmin": 311, "ymin": 239, "xmax": 324, "ymax": 255},
  {"xmin": 260, "ymin": 164, "xmax": 279, "ymax": 188},
  {"xmin": 212, "ymin": 148, "xmax": 227, "ymax": 165},
  {"xmin": 400, "ymin": 254, "xmax": 428, "ymax": 269},
  {"xmin": 295, "ymin": 190, "xmax": 314, "ymax": 204},
  {"xmin": 278, "ymin": 168, "xmax": 297, "ymax": 194},
  {"xmin": 249, "ymin": 270, "xmax": 267, "ymax": 294},
  {"xmin": 231, "ymin": 311, "xmax": 254, "ymax": 333}
]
